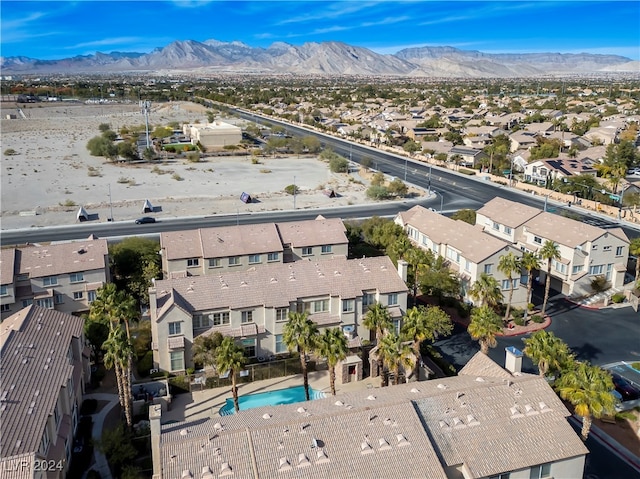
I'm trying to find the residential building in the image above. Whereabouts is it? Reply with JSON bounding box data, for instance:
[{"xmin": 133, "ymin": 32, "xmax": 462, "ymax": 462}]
[
  {"xmin": 395, "ymin": 206, "xmax": 527, "ymax": 307},
  {"xmin": 182, "ymin": 121, "xmax": 242, "ymax": 149},
  {"xmin": 523, "ymin": 158, "xmax": 598, "ymax": 184},
  {"xmin": 447, "ymin": 146, "xmax": 487, "ymax": 168},
  {"xmin": 509, "ymin": 131, "xmax": 538, "ymax": 152},
  {"xmin": 0, "ymin": 306, "xmax": 90, "ymax": 479},
  {"xmin": 160, "ymin": 217, "xmax": 348, "ymax": 278},
  {"xmin": 477, "ymin": 197, "xmax": 629, "ymax": 295},
  {"xmin": 149, "ymin": 351, "xmax": 588, "ymax": 479},
  {"xmin": 0, "ymin": 238, "xmax": 110, "ymax": 320},
  {"xmin": 149, "ymin": 256, "xmax": 408, "ymax": 373}
]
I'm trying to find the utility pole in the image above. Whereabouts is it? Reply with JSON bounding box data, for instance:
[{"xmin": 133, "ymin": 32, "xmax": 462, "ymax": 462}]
[
  {"xmin": 108, "ymin": 184, "xmax": 114, "ymax": 222},
  {"xmin": 293, "ymin": 175, "xmax": 296, "ymax": 210},
  {"xmin": 428, "ymin": 164, "xmax": 432, "ymax": 195},
  {"xmin": 404, "ymin": 157, "xmax": 408, "ymax": 182}
]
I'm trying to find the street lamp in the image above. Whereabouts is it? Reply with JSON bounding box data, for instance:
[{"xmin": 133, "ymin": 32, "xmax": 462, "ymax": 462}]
[
  {"xmin": 433, "ymin": 190, "xmax": 444, "ymax": 213},
  {"xmin": 108, "ymin": 184, "xmax": 114, "ymax": 222},
  {"xmin": 404, "ymin": 157, "xmax": 408, "ymax": 182},
  {"xmin": 293, "ymin": 175, "xmax": 296, "ymax": 210},
  {"xmin": 428, "ymin": 164, "xmax": 432, "ymax": 195}
]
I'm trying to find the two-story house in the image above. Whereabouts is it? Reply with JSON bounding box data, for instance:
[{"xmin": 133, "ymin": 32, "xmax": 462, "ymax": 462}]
[
  {"xmin": 0, "ymin": 238, "xmax": 110, "ymax": 320},
  {"xmin": 523, "ymin": 158, "xmax": 598, "ymax": 184},
  {"xmin": 0, "ymin": 305, "xmax": 90, "ymax": 478},
  {"xmin": 477, "ymin": 198, "xmax": 629, "ymax": 296},
  {"xmin": 159, "ymin": 217, "xmax": 348, "ymax": 278},
  {"xmin": 149, "ymin": 256, "xmax": 408, "ymax": 373},
  {"xmin": 395, "ymin": 206, "xmax": 527, "ymax": 307}
]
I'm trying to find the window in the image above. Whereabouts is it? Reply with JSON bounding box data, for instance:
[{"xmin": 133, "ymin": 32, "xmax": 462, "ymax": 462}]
[
  {"xmin": 275, "ymin": 334, "xmax": 286, "ymax": 354},
  {"xmin": 36, "ymin": 297, "xmax": 53, "ymax": 309},
  {"xmin": 388, "ymin": 293, "xmax": 398, "ymax": 306},
  {"xmin": 170, "ymin": 351, "xmax": 185, "ymax": 371},
  {"xmin": 484, "ymin": 264, "xmax": 493, "ymax": 274},
  {"xmin": 242, "ymin": 338, "xmax": 256, "ymax": 358},
  {"xmin": 432, "ymin": 243, "xmax": 438, "ymax": 254},
  {"xmin": 616, "ymin": 246, "xmax": 624, "ymax": 256},
  {"xmin": 0, "ymin": 285, "xmax": 6, "ymax": 296},
  {"xmin": 421, "ymin": 235, "xmax": 428, "ymax": 245},
  {"xmin": 342, "ymin": 299, "xmax": 354, "ymax": 313},
  {"xmin": 529, "ymin": 463, "xmax": 551, "ymax": 479},
  {"xmin": 446, "ymin": 246, "xmax": 460, "ymax": 263},
  {"xmin": 168, "ymin": 321, "xmax": 182, "ymax": 335},
  {"xmin": 248, "ymin": 254, "xmax": 261, "ymax": 264},
  {"xmin": 606, "ymin": 263, "xmax": 613, "ymax": 281},
  {"xmin": 70, "ymin": 273, "xmax": 84, "ymax": 283},
  {"xmin": 363, "ymin": 292, "xmax": 375, "ymax": 307},
  {"xmin": 501, "ymin": 279, "xmax": 512, "ymax": 291},
  {"xmin": 0, "ymin": 304, "xmax": 10, "ymax": 313},
  {"xmin": 603, "ymin": 245, "xmax": 611, "ymax": 252},
  {"xmin": 533, "ymin": 236, "xmax": 542, "ymax": 245},
  {"xmin": 591, "ymin": 244, "xmax": 598, "ymax": 251},
  {"xmin": 209, "ymin": 258, "xmax": 221, "ymax": 268},
  {"xmin": 241, "ymin": 310, "xmax": 254, "ymax": 323},
  {"xmin": 16, "ymin": 274, "xmax": 29, "ymax": 282},
  {"xmin": 268, "ymin": 252, "xmax": 279, "ymax": 262},
  {"xmin": 504, "ymin": 226, "xmax": 512, "ymax": 235},
  {"xmin": 572, "ymin": 265, "xmax": 584, "ymax": 275},
  {"xmin": 552, "ymin": 259, "xmax": 567, "ymax": 274},
  {"xmin": 489, "ymin": 474, "xmax": 510, "ymax": 479},
  {"xmin": 88, "ymin": 291, "xmax": 97, "ymax": 303},
  {"xmin": 229, "ymin": 256, "xmax": 240, "ymax": 266},
  {"xmin": 73, "ymin": 291, "xmax": 84, "ymax": 300},
  {"xmin": 39, "ymin": 427, "xmax": 50, "ymax": 455},
  {"xmin": 321, "ymin": 245, "xmax": 332, "ymax": 254},
  {"xmin": 312, "ymin": 299, "xmax": 329, "ymax": 313},
  {"xmin": 589, "ymin": 264, "xmax": 604, "ymax": 275},
  {"xmin": 22, "ymin": 299, "xmax": 33, "ymax": 307},
  {"xmin": 43, "ymin": 276, "xmax": 58, "ymax": 286},
  {"xmin": 53, "ymin": 400, "xmax": 61, "ymax": 427},
  {"xmin": 464, "ymin": 259, "xmax": 471, "ymax": 272},
  {"xmin": 54, "ymin": 294, "xmax": 64, "ymax": 305},
  {"xmin": 302, "ymin": 247, "xmax": 313, "ymax": 256},
  {"xmin": 492, "ymin": 221, "xmax": 499, "ymax": 230},
  {"xmin": 193, "ymin": 314, "xmax": 212, "ymax": 330},
  {"xmin": 276, "ymin": 308, "xmax": 289, "ymax": 321},
  {"xmin": 187, "ymin": 258, "xmax": 199, "ymax": 267},
  {"xmin": 213, "ymin": 311, "xmax": 230, "ymax": 326}
]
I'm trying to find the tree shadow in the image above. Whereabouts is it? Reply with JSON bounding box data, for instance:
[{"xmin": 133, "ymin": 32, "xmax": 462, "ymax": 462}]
[{"xmin": 571, "ymin": 342, "xmax": 603, "ymax": 363}]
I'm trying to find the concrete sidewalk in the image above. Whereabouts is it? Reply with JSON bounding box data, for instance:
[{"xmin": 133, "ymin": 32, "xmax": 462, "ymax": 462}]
[{"xmin": 82, "ymin": 393, "xmax": 120, "ymax": 479}]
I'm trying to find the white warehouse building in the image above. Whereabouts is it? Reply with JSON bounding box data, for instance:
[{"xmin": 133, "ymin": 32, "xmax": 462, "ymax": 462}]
[{"xmin": 183, "ymin": 121, "xmax": 242, "ymax": 149}]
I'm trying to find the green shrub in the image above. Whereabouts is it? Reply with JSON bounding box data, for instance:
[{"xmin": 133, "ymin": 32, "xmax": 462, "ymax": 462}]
[
  {"xmin": 531, "ymin": 314, "xmax": 544, "ymax": 323},
  {"xmin": 172, "ymin": 173, "xmax": 183, "ymax": 181},
  {"xmin": 611, "ymin": 293, "xmax": 625, "ymax": 303},
  {"xmin": 329, "ymin": 157, "xmax": 349, "ymax": 173},
  {"xmin": 137, "ymin": 351, "xmax": 154, "ymax": 377},
  {"xmin": 366, "ymin": 185, "xmax": 390, "ymax": 200},
  {"xmin": 168, "ymin": 375, "xmax": 190, "ymax": 395},
  {"xmin": 513, "ymin": 317, "xmax": 525, "ymax": 326},
  {"xmin": 459, "ymin": 168, "xmax": 476, "ymax": 175},
  {"xmin": 186, "ymin": 152, "xmax": 200, "ymax": 163},
  {"xmin": 590, "ymin": 275, "xmax": 610, "ymax": 293},
  {"xmin": 284, "ymin": 184, "xmax": 299, "ymax": 195},
  {"xmin": 631, "ymin": 362, "xmax": 640, "ymax": 371},
  {"xmin": 511, "ymin": 308, "xmax": 525, "ymax": 320},
  {"xmin": 4, "ymin": 148, "xmax": 17, "ymax": 156}
]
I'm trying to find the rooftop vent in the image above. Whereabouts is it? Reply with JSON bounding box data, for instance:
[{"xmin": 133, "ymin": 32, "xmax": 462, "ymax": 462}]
[
  {"xmin": 180, "ymin": 428, "xmax": 189, "ymax": 436},
  {"xmin": 270, "ymin": 277, "xmax": 277, "ymax": 283},
  {"xmin": 334, "ymin": 271, "xmax": 341, "ymax": 276},
  {"xmin": 360, "ymin": 440, "xmax": 373, "ymax": 454},
  {"xmin": 437, "ymin": 383, "xmax": 447, "ymax": 390},
  {"xmin": 316, "ymin": 449, "xmax": 330, "ymax": 464},
  {"xmin": 181, "ymin": 470, "xmax": 193, "ymax": 479},
  {"xmin": 475, "ymin": 377, "xmax": 485, "ymax": 382},
  {"xmin": 240, "ymin": 281, "xmax": 248, "ymax": 287},
  {"xmin": 77, "ymin": 248, "xmax": 86, "ymax": 254},
  {"xmin": 213, "ymin": 422, "xmax": 224, "ymax": 431},
  {"xmin": 438, "ymin": 420, "xmax": 448, "ymax": 429},
  {"xmin": 452, "ymin": 417, "xmax": 465, "ymax": 429},
  {"xmin": 396, "ymin": 434, "xmax": 410, "ymax": 447},
  {"xmin": 524, "ymin": 404, "xmax": 539, "ymax": 416},
  {"xmin": 262, "ymin": 413, "xmax": 272, "ymax": 419},
  {"xmin": 510, "ymin": 406, "xmax": 524, "ymax": 419},
  {"xmin": 297, "ymin": 453, "xmax": 311, "ymax": 468},
  {"xmin": 334, "ymin": 401, "xmax": 343, "ymax": 406},
  {"xmin": 278, "ymin": 458, "xmax": 292, "ymax": 472},
  {"xmin": 410, "ymin": 388, "xmax": 420, "ymax": 393},
  {"xmin": 201, "ymin": 466, "xmax": 215, "ymax": 479},
  {"xmin": 297, "ymin": 407, "xmax": 306, "ymax": 414},
  {"xmin": 467, "ymin": 414, "xmax": 480, "ymax": 427},
  {"xmin": 367, "ymin": 395, "xmax": 376, "ymax": 401},
  {"xmin": 378, "ymin": 438, "xmax": 391, "ymax": 451},
  {"xmin": 539, "ymin": 402, "xmax": 551, "ymax": 413},
  {"xmin": 219, "ymin": 462, "xmax": 232, "ymax": 477}
]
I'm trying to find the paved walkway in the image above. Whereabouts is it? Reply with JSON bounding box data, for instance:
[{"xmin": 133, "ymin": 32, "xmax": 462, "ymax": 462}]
[{"xmin": 82, "ymin": 393, "xmax": 120, "ymax": 479}]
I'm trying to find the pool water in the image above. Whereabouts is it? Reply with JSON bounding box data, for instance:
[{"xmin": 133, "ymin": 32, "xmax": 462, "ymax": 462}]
[{"xmin": 219, "ymin": 385, "xmax": 325, "ymax": 415}]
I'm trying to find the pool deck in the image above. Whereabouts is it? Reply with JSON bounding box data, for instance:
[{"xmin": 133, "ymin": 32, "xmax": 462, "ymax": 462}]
[{"xmin": 163, "ymin": 370, "xmax": 383, "ymax": 424}]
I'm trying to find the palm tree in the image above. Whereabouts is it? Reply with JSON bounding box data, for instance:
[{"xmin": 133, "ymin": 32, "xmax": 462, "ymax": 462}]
[
  {"xmin": 215, "ymin": 337, "xmax": 247, "ymax": 413},
  {"xmin": 555, "ymin": 361, "xmax": 616, "ymax": 440},
  {"xmin": 377, "ymin": 333, "xmax": 415, "ymax": 386},
  {"xmin": 522, "ymin": 330, "xmax": 574, "ymax": 378},
  {"xmin": 468, "ymin": 306, "xmax": 502, "ymax": 354},
  {"xmin": 316, "ymin": 328, "xmax": 348, "ymax": 395},
  {"xmin": 362, "ymin": 303, "xmax": 393, "ymax": 378},
  {"xmin": 521, "ymin": 252, "xmax": 541, "ymax": 314},
  {"xmin": 498, "ymin": 252, "xmax": 521, "ymax": 322},
  {"xmin": 630, "ymin": 238, "xmax": 640, "ymax": 282},
  {"xmin": 468, "ymin": 273, "xmax": 503, "ymax": 309},
  {"xmin": 102, "ymin": 326, "xmax": 126, "ymax": 411},
  {"xmin": 283, "ymin": 312, "xmax": 319, "ymax": 401},
  {"xmin": 102, "ymin": 324, "xmax": 134, "ymax": 427},
  {"xmin": 401, "ymin": 305, "xmax": 452, "ymax": 380},
  {"xmin": 404, "ymin": 247, "xmax": 434, "ymax": 299},
  {"xmin": 539, "ymin": 241, "xmax": 561, "ymax": 316}
]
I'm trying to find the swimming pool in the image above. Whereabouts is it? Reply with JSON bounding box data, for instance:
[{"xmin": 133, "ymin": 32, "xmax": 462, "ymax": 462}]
[{"xmin": 219, "ymin": 385, "xmax": 325, "ymax": 415}]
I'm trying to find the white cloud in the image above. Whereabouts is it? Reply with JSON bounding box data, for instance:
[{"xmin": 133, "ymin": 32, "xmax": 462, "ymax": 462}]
[{"xmin": 67, "ymin": 37, "xmax": 144, "ymax": 50}]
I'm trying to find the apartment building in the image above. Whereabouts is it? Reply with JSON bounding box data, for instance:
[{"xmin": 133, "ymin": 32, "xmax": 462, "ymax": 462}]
[
  {"xmin": 159, "ymin": 217, "xmax": 349, "ymax": 278},
  {"xmin": 149, "ymin": 351, "xmax": 587, "ymax": 479},
  {"xmin": 0, "ymin": 306, "xmax": 90, "ymax": 478},
  {"xmin": 0, "ymin": 238, "xmax": 110, "ymax": 320},
  {"xmin": 477, "ymin": 197, "xmax": 629, "ymax": 295},
  {"xmin": 395, "ymin": 205, "xmax": 528, "ymax": 307},
  {"xmin": 149, "ymin": 256, "xmax": 408, "ymax": 373}
]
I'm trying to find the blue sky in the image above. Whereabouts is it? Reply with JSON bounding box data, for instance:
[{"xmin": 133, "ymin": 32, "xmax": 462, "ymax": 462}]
[{"xmin": 2, "ymin": 1, "xmax": 639, "ymax": 60}]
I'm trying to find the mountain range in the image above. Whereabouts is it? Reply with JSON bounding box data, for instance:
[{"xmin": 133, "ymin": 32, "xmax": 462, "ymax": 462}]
[{"xmin": 1, "ymin": 40, "xmax": 638, "ymax": 77}]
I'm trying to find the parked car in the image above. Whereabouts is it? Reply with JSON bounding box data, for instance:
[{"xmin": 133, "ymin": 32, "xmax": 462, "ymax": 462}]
[
  {"xmin": 135, "ymin": 216, "xmax": 156, "ymax": 224},
  {"xmin": 612, "ymin": 373, "xmax": 640, "ymax": 401}
]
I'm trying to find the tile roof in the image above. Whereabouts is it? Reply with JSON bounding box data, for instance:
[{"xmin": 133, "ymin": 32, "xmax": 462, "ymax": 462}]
[
  {"xmin": 161, "ymin": 223, "xmax": 283, "ymax": 261},
  {"xmin": 153, "ymin": 256, "xmax": 407, "ymax": 313},
  {"xmin": 1, "ymin": 248, "xmax": 16, "ymax": 285},
  {"xmin": 0, "ymin": 306, "xmax": 84, "ymax": 459},
  {"xmin": 156, "ymin": 353, "xmax": 586, "ymax": 479},
  {"xmin": 16, "ymin": 239, "xmax": 108, "ymax": 279},
  {"xmin": 475, "ymin": 197, "xmax": 542, "ymax": 229},
  {"xmin": 524, "ymin": 212, "xmax": 629, "ymax": 248},
  {"xmin": 276, "ymin": 217, "xmax": 348, "ymax": 248},
  {"xmin": 399, "ymin": 206, "xmax": 515, "ymax": 263}
]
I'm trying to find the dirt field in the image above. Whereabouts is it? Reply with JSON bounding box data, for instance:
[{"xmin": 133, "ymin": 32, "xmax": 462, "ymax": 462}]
[{"xmin": 0, "ymin": 101, "xmax": 377, "ymax": 230}]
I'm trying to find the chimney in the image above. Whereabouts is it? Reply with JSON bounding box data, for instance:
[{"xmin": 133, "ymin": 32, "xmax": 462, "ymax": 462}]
[
  {"xmin": 397, "ymin": 259, "xmax": 408, "ymax": 282},
  {"xmin": 150, "ymin": 404, "xmax": 162, "ymax": 477},
  {"xmin": 504, "ymin": 346, "xmax": 523, "ymax": 374}
]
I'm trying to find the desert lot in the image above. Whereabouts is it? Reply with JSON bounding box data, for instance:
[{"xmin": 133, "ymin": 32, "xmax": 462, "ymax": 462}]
[{"xmin": 1, "ymin": 101, "xmax": 372, "ymax": 230}]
